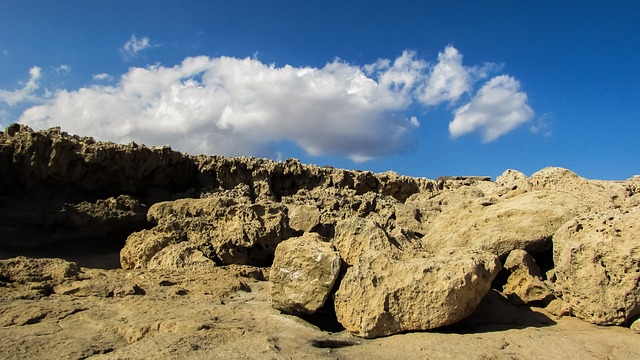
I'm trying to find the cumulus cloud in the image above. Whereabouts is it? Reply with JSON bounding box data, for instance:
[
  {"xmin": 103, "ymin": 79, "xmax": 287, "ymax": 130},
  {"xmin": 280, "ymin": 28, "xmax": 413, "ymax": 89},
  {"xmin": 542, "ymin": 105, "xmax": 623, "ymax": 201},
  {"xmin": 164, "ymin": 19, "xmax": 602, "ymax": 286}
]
[
  {"xmin": 0, "ymin": 66, "xmax": 42, "ymax": 106},
  {"xmin": 449, "ymin": 75, "xmax": 534, "ymax": 142},
  {"xmin": 17, "ymin": 47, "xmax": 535, "ymax": 161},
  {"xmin": 20, "ymin": 56, "xmax": 421, "ymax": 161},
  {"xmin": 417, "ymin": 46, "xmax": 471, "ymax": 105},
  {"xmin": 120, "ymin": 35, "xmax": 155, "ymax": 60}
]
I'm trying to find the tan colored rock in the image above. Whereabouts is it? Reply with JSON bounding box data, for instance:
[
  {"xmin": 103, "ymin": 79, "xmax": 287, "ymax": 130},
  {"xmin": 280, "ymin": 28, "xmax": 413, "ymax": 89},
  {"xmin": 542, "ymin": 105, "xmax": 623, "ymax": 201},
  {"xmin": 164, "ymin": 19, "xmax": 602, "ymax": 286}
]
[
  {"xmin": 334, "ymin": 249, "xmax": 501, "ymax": 338},
  {"xmin": 502, "ymin": 249, "xmax": 553, "ymax": 305},
  {"xmin": 269, "ymin": 233, "xmax": 341, "ymax": 315},
  {"xmin": 332, "ymin": 217, "xmax": 395, "ymax": 266},
  {"xmin": 287, "ymin": 204, "xmax": 321, "ymax": 233},
  {"xmin": 552, "ymin": 208, "xmax": 640, "ymax": 325},
  {"xmin": 0, "ymin": 256, "xmax": 79, "ymax": 283},
  {"xmin": 545, "ymin": 299, "xmax": 573, "ymax": 318},
  {"xmin": 423, "ymin": 190, "xmax": 584, "ymax": 257},
  {"xmin": 631, "ymin": 318, "xmax": 640, "ymax": 334},
  {"xmin": 496, "ymin": 169, "xmax": 528, "ymax": 190},
  {"xmin": 147, "ymin": 242, "xmax": 217, "ymax": 270},
  {"xmin": 120, "ymin": 225, "xmax": 185, "ymax": 269}
]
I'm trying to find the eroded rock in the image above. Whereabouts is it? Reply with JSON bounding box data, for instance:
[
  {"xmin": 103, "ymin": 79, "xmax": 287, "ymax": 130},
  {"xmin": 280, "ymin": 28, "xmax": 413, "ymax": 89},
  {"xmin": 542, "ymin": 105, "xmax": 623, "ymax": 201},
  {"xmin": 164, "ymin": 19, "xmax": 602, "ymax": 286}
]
[
  {"xmin": 502, "ymin": 249, "xmax": 553, "ymax": 305},
  {"xmin": 333, "ymin": 250, "xmax": 501, "ymax": 338},
  {"xmin": 269, "ymin": 233, "xmax": 341, "ymax": 315},
  {"xmin": 552, "ymin": 208, "xmax": 640, "ymax": 325}
]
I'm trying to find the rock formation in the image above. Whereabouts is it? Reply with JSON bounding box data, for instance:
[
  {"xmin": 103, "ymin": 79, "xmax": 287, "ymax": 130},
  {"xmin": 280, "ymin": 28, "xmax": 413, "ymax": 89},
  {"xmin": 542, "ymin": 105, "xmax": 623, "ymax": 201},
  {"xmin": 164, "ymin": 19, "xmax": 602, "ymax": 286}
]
[{"xmin": 1, "ymin": 124, "xmax": 640, "ymax": 347}]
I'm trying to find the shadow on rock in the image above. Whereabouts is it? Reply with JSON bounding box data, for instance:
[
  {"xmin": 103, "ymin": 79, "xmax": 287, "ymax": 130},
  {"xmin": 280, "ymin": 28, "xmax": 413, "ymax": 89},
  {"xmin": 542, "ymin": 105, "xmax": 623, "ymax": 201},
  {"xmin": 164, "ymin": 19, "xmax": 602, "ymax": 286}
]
[{"xmin": 435, "ymin": 290, "xmax": 557, "ymax": 334}]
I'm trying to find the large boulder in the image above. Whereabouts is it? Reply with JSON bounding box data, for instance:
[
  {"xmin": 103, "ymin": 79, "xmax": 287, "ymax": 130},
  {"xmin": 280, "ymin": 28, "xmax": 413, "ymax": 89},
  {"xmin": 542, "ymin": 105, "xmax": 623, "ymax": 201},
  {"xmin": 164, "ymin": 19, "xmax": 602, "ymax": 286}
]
[
  {"xmin": 269, "ymin": 233, "xmax": 341, "ymax": 315},
  {"xmin": 333, "ymin": 250, "xmax": 501, "ymax": 338},
  {"xmin": 423, "ymin": 190, "xmax": 585, "ymax": 257},
  {"xmin": 551, "ymin": 208, "xmax": 640, "ymax": 325},
  {"xmin": 333, "ymin": 217, "xmax": 395, "ymax": 266}
]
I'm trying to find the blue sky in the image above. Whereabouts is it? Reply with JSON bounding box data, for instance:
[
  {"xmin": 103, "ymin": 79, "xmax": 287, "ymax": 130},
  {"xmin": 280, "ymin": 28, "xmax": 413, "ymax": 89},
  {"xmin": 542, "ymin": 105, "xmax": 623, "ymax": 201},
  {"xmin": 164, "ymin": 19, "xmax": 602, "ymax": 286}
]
[{"xmin": 1, "ymin": 1, "xmax": 638, "ymax": 180}]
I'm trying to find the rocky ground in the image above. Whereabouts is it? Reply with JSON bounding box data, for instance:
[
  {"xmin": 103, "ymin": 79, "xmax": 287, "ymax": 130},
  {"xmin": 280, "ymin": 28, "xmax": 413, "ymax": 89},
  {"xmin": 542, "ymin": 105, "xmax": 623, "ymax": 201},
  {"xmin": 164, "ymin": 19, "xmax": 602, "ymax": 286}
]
[{"xmin": 1, "ymin": 124, "xmax": 639, "ymax": 359}]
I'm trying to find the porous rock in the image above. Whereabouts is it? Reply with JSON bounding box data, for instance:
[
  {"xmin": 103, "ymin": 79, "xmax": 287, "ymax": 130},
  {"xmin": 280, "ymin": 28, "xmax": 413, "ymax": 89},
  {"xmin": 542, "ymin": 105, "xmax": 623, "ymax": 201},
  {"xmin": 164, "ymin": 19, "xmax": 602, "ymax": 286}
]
[
  {"xmin": 121, "ymin": 194, "xmax": 289, "ymax": 268},
  {"xmin": 423, "ymin": 190, "xmax": 585, "ymax": 257},
  {"xmin": 147, "ymin": 242, "xmax": 217, "ymax": 270},
  {"xmin": 286, "ymin": 204, "xmax": 321, "ymax": 233},
  {"xmin": 552, "ymin": 208, "xmax": 640, "ymax": 325},
  {"xmin": 269, "ymin": 233, "xmax": 341, "ymax": 315},
  {"xmin": 333, "ymin": 250, "xmax": 501, "ymax": 338},
  {"xmin": 333, "ymin": 217, "xmax": 395, "ymax": 266},
  {"xmin": 0, "ymin": 256, "xmax": 80, "ymax": 283},
  {"xmin": 502, "ymin": 249, "xmax": 553, "ymax": 305}
]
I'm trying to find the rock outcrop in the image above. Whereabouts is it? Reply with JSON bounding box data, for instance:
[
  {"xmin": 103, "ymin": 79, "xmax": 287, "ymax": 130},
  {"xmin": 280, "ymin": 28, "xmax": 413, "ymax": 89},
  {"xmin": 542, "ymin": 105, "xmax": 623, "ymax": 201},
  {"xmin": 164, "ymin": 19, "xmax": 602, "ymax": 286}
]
[{"xmin": 2, "ymin": 124, "xmax": 640, "ymax": 341}]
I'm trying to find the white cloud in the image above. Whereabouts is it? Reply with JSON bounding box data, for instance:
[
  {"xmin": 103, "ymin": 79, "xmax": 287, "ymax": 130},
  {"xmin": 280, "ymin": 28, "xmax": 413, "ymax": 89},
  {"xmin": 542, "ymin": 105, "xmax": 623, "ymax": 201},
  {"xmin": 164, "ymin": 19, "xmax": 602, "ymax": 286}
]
[
  {"xmin": 2, "ymin": 50, "xmax": 8, "ymax": 57},
  {"xmin": 120, "ymin": 35, "xmax": 155, "ymax": 60},
  {"xmin": 417, "ymin": 46, "xmax": 471, "ymax": 105},
  {"xmin": 449, "ymin": 75, "xmax": 534, "ymax": 142},
  {"xmin": 93, "ymin": 73, "xmax": 113, "ymax": 81},
  {"xmin": 19, "ymin": 56, "xmax": 420, "ymax": 161},
  {"xmin": 0, "ymin": 66, "xmax": 42, "ymax": 106},
  {"xmin": 16, "ymin": 47, "xmax": 535, "ymax": 161}
]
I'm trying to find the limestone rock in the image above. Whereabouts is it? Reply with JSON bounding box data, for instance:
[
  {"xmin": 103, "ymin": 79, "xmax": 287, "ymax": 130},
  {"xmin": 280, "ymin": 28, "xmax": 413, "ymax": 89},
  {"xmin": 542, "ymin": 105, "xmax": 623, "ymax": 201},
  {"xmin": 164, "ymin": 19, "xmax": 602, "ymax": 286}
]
[
  {"xmin": 333, "ymin": 217, "xmax": 396, "ymax": 266},
  {"xmin": 631, "ymin": 318, "xmax": 640, "ymax": 334},
  {"xmin": 269, "ymin": 233, "xmax": 341, "ymax": 315},
  {"xmin": 334, "ymin": 250, "xmax": 501, "ymax": 338},
  {"xmin": 552, "ymin": 208, "xmax": 640, "ymax": 325},
  {"xmin": 0, "ymin": 256, "xmax": 80, "ymax": 283},
  {"xmin": 120, "ymin": 225, "xmax": 185, "ymax": 269},
  {"xmin": 147, "ymin": 242, "xmax": 217, "ymax": 270},
  {"xmin": 122, "ymin": 194, "xmax": 290, "ymax": 267},
  {"xmin": 287, "ymin": 204, "xmax": 321, "ymax": 233},
  {"xmin": 423, "ymin": 190, "xmax": 585, "ymax": 257},
  {"xmin": 502, "ymin": 249, "xmax": 553, "ymax": 305}
]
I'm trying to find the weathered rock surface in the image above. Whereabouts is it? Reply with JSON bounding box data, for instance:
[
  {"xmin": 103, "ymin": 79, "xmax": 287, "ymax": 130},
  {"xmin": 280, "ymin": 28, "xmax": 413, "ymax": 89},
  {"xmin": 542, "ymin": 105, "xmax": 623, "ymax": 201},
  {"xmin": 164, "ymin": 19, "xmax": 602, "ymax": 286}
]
[
  {"xmin": 2, "ymin": 124, "xmax": 640, "ymax": 351},
  {"xmin": 334, "ymin": 250, "xmax": 501, "ymax": 338},
  {"xmin": 423, "ymin": 190, "xmax": 585, "ymax": 257},
  {"xmin": 0, "ymin": 256, "xmax": 80, "ymax": 284},
  {"xmin": 502, "ymin": 249, "xmax": 553, "ymax": 305},
  {"xmin": 333, "ymin": 217, "xmax": 396, "ymax": 266},
  {"xmin": 551, "ymin": 208, "xmax": 640, "ymax": 325},
  {"xmin": 269, "ymin": 233, "xmax": 341, "ymax": 314}
]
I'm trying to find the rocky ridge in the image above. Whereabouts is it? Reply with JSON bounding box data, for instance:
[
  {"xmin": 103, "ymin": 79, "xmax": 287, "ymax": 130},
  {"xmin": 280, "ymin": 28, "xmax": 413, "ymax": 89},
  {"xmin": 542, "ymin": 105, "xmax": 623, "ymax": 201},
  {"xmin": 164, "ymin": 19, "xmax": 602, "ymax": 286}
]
[{"xmin": 1, "ymin": 124, "xmax": 639, "ymax": 358}]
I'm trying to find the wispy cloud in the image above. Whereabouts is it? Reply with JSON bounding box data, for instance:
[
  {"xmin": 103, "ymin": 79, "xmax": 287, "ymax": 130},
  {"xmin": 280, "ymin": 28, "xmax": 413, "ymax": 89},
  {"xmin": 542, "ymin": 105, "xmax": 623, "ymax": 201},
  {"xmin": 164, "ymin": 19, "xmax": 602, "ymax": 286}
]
[
  {"xmin": 120, "ymin": 35, "xmax": 156, "ymax": 60},
  {"xmin": 530, "ymin": 112, "xmax": 553, "ymax": 137},
  {"xmin": 18, "ymin": 47, "xmax": 535, "ymax": 161},
  {"xmin": 92, "ymin": 73, "xmax": 113, "ymax": 82},
  {"xmin": 449, "ymin": 75, "xmax": 534, "ymax": 142},
  {"xmin": 1, "ymin": 50, "xmax": 8, "ymax": 57},
  {"xmin": 0, "ymin": 66, "xmax": 43, "ymax": 106},
  {"xmin": 54, "ymin": 64, "xmax": 71, "ymax": 74}
]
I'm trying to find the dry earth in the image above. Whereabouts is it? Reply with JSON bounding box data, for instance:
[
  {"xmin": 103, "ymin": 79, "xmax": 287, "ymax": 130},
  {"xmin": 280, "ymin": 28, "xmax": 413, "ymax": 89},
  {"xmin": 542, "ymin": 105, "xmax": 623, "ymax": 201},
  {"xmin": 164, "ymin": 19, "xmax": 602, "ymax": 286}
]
[{"xmin": 1, "ymin": 252, "xmax": 639, "ymax": 360}]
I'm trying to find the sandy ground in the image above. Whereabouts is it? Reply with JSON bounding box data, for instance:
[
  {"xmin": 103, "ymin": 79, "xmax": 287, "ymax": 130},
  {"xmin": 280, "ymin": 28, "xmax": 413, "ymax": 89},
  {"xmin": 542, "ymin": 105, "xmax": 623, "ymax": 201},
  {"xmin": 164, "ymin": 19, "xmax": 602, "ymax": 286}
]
[{"xmin": 1, "ymin": 253, "xmax": 639, "ymax": 360}]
